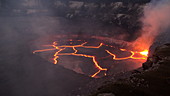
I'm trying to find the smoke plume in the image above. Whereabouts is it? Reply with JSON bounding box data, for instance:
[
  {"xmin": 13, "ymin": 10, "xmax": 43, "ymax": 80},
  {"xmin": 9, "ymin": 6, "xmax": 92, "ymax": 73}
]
[{"xmin": 132, "ymin": 0, "xmax": 170, "ymax": 50}]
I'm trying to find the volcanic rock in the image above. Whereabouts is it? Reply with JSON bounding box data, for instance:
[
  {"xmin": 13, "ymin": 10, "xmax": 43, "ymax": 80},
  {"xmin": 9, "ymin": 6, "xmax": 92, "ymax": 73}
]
[
  {"xmin": 143, "ymin": 43, "xmax": 170, "ymax": 70},
  {"xmin": 142, "ymin": 58, "xmax": 153, "ymax": 70}
]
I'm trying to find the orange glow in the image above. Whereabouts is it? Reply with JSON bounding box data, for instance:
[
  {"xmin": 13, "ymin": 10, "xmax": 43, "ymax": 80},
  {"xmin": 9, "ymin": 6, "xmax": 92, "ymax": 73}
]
[
  {"xmin": 139, "ymin": 50, "xmax": 148, "ymax": 56},
  {"xmin": 91, "ymin": 70, "xmax": 101, "ymax": 78},
  {"xmin": 33, "ymin": 48, "xmax": 56, "ymax": 54},
  {"xmin": 33, "ymin": 40, "xmax": 148, "ymax": 78},
  {"xmin": 33, "ymin": 41, "xmax": 107, "ymax": 77},
  {"xmin": 106, "ymin": 49, "xmax": 148, "ymax": 60}
]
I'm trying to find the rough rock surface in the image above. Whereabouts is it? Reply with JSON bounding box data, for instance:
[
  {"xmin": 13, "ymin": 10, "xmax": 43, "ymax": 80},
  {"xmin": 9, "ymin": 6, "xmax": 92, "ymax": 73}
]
[{"xmin": 0, "ymin": 0, "xmax": 150, "ymax": 41}]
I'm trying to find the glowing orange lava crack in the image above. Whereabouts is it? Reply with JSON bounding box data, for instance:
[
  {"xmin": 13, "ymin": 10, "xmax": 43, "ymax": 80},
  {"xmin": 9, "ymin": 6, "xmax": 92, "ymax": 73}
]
[
  {"xmin": 33, "ymin": 42, "xmax": 107, "ymax": 77},
  {"xmin": 106, "ymin": 49, "xmax": 148, "ymax": 60},
  {"xmin": 33, "ymin": 41, "xmax": 148, "ymax": 78}
]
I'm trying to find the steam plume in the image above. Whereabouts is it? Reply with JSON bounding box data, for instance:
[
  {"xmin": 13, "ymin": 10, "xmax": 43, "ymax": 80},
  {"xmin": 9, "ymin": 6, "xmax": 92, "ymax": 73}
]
[{"xmin": 133, "ymin": 0, "xmax": 170, "ymax": 50}]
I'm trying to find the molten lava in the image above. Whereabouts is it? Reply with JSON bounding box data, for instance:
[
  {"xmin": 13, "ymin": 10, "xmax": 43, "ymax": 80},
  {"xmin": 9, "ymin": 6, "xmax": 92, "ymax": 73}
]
[
  {"xmin": 105, "ymin": 49, "xmax": 148, "ymax": 60},
  {"xmin": 139, "ymin": 50, "xmax": 148, "ymax": 56},
  {"xmin": 33, "ymin": 40, "xmax": 148, "ymax": 78}
]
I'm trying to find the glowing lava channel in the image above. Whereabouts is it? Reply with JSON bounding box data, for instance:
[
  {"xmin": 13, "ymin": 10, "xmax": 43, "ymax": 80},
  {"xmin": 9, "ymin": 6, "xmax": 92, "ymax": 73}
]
[
  {"xmin": 33, "ymin": 40, "xmax": 148, "ymax": 78},
  {"xmin": 105, "ymin": 49, "xmax": 148, "ymax": 60}
]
